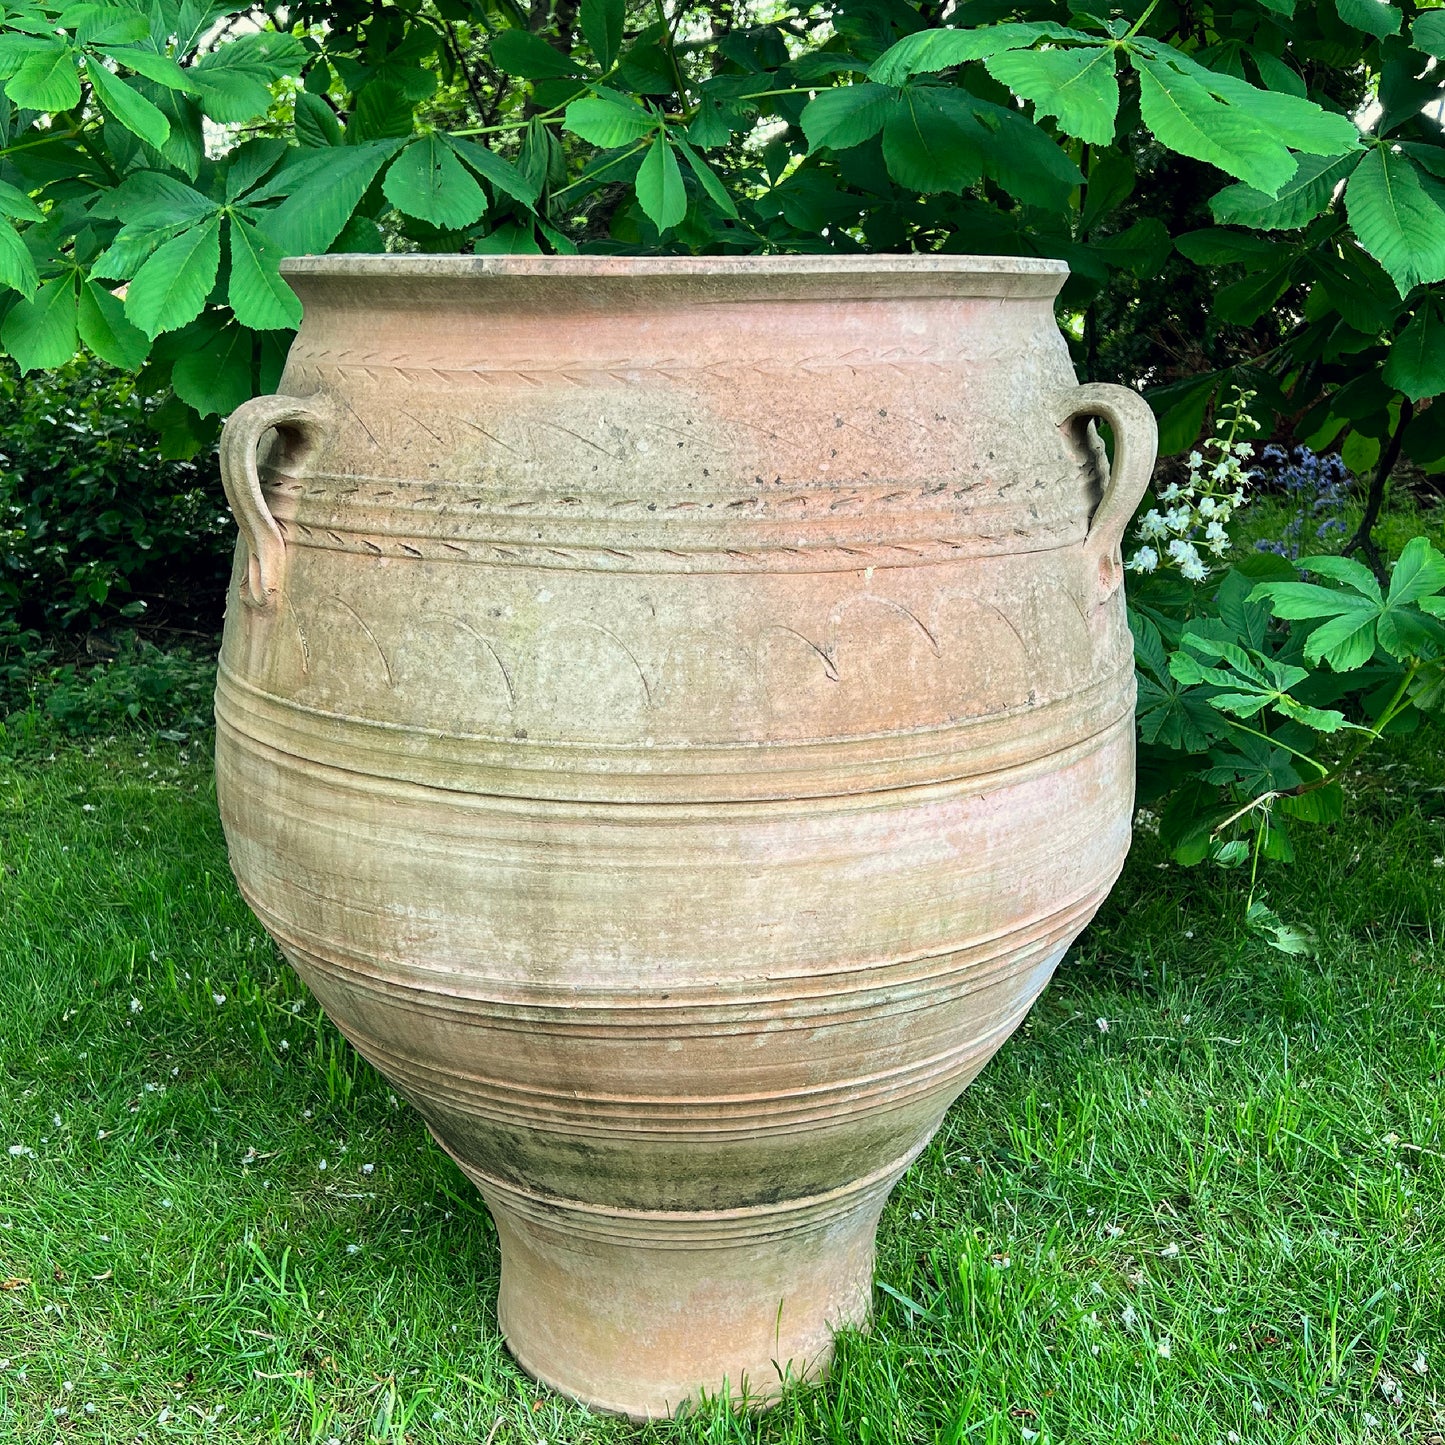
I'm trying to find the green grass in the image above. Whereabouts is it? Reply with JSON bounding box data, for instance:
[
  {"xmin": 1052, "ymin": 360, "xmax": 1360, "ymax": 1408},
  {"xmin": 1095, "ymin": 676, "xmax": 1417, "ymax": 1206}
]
[{"xmin": 1, "ymin": 723, "xmax": 1442, "ymax": 1445}]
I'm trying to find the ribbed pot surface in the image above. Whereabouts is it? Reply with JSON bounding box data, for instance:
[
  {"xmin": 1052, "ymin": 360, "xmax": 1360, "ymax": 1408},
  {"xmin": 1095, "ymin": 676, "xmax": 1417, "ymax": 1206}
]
[{"xmin": 213, "ymin": 254, "xmax": 1152, "ymax": 1418}]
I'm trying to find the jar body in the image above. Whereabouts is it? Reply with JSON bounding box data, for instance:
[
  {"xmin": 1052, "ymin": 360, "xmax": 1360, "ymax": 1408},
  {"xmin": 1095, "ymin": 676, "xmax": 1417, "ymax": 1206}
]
[{"xmin": 214, "ymin": 255, "xmax": 1147, "ymax": 1418}]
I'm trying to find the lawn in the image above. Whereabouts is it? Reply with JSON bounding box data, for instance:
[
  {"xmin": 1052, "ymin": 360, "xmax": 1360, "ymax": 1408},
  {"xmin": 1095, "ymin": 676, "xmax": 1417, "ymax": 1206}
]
[{"xmin": 1, "ymin": 712, "xmax": 1442, "ymax": 1443}]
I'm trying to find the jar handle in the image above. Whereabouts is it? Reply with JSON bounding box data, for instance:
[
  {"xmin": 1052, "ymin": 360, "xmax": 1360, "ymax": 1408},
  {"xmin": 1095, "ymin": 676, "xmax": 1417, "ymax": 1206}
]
[
  {"xmin": 220, "ymin": 393, "xmax": 334, "ymax": 612},
  {"xmin": 1054, "ymin": 382, "xmax": 1158, "ymax": 606}
]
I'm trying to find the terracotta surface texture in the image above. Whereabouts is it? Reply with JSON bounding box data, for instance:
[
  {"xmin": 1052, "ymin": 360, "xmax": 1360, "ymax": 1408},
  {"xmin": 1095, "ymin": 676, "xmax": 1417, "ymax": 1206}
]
[{"xmin": 213, "ymin": 254, "xmax": 1158, "ymax": 1419}]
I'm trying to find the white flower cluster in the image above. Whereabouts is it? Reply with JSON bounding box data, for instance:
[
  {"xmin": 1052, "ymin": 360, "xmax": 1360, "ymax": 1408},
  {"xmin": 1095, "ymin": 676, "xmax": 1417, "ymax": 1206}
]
[{"xmin": 1128, "ymin": 389, "xmax": 1258, "ymax": 582}]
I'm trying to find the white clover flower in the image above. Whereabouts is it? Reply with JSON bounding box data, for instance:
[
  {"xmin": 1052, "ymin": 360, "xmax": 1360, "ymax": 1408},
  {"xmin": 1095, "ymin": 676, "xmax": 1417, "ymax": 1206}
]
[{"xmin": 1128, "ymin": 547, "xmax": 1159, "ymax": 574}]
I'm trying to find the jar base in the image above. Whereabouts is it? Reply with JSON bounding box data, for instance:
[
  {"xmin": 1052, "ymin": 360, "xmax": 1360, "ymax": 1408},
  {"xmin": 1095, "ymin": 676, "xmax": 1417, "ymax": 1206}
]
[{"xmin": 440, "ymin": 1140, "xmax": 925, "ymax": 1420}]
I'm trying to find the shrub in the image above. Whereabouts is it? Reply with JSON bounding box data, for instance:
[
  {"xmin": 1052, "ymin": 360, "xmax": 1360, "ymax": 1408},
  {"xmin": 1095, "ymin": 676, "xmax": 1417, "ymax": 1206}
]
[
  {"xmin": 0, "ymin": 356, "xmax": 231, "ymax": 633},
  {"xmin": 0, "ymin": 624, "xmax": 216, "ymax": 749}
]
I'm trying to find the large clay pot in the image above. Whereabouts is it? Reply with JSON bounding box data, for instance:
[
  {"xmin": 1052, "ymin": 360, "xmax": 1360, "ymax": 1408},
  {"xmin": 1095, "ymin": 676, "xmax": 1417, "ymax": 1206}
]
[{"xmin": 214, "ymin": 255, "xmax": 1155, "ymax": 1418}]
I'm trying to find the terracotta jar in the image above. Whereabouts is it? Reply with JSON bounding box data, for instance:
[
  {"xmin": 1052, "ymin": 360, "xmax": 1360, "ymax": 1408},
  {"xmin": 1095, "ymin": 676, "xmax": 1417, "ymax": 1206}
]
[{"xmin": 214, "ymin": 255, "xmax": 1155, "ymax": 1418}]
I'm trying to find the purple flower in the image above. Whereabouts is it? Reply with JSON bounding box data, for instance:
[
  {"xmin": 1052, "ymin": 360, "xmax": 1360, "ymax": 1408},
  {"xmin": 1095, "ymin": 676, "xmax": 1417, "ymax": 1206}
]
[{"xmin": 1250, "ymin": 445, "xmax": 1353, "ymax": 559}]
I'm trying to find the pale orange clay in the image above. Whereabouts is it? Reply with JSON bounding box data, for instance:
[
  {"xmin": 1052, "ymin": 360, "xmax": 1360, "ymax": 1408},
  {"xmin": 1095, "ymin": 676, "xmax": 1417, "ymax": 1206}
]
[{"xmin": 214, "ymin": 254, "xmax": 1157, "ymax": 1419}]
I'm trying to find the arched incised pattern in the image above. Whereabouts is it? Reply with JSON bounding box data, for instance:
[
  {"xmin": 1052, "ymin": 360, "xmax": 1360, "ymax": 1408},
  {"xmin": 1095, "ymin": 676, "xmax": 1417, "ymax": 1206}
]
[
  {"xmin": 929, "ymin": 589, "xmax": 1035, "ymax": 719},
  {"xmin": 393, "ymin": 612, "xmax": 516, "ymax": 733},
  {"xmin": 514, "ymin": 620, "xmax": 654, "ymax": 739}
]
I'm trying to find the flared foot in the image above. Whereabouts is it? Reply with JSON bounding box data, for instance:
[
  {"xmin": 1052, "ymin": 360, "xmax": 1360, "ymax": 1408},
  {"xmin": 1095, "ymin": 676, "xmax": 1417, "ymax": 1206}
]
[{"xmin": 445, "ymin": 1147, "xmax": 920, "ymax": 1420}]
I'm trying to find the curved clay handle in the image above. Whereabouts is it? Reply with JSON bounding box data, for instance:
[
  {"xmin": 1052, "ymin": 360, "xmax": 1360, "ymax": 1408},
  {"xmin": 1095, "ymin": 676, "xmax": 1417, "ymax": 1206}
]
[
  {"xmin": 1054, "ymin": 382, "xmax": 1159, "ymax": 606},
  {"xmin": 220, "ymin": 393, "xmax": 334, "ymax": 611}
]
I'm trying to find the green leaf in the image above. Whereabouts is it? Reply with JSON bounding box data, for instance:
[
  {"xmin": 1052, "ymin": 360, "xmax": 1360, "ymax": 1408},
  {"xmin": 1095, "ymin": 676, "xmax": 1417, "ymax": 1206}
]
[
  {"xmin": 225, "ymin": 138, "xmax": 288, "ymax": 202},
  {"xmin": 580, "ymin": 0, "xmax": 625, "ymax": 71},
  {"xmin": 0, "ymin": 180, "xmax": 41, "ymax": 223},
  {"xmin": 563, "ymin": 88, "xmax": 658, "ymax": 148},
  {"xmin": 445, "ymin": 137, "xmax": 541, "ymax": 207},
  {"xmin": 1345, "ymin": 146, "xmax": 1445, "ymax": 294},
  {"xmin": 1214, "ymin": 254, "xmax": 1295, "ymax": 325},
  {"xmin": 172, "ymin": 321, "xmax": 253, "ymax": 417},
  {"xmin": 1, "ymin": 275, "xmax": 77, "ymax": 370},
  {"xmin": 76, "ymin": 278, "xmax": 149, "ymax": 368},
  {"xmin": 102, "ymin": 44, "xmax": 192, "ymax": 92},
  {"xmin": 1414, "ymin": 11, "xmax": 1445, "ymax": 57},
  {"xmin": 1383, "ymin": 303, "xmax": 1445, "ymax": 401},
  {"xmin": 6, "ymin": 41, "xmax": 81, "ymax": 110},
  {"xmin": 801, "ymin": 82, "xmax": 893, "ymax": 152},
  {"xmin": 263, "ymin": 139, "xmax": 404, "ymax": 255},
  {"xmin": 86, "ymin": 61, "xmax": 170, "ymax": 150},
  {"xmin": 971, "ymin": 98, "xmax": 1084, "ymax": 209},
  {"xmin": 228, "ymin": 216, "xmax": 302, "ymax": 330},
  {"xmin": 1175, "ymin": 228, "xmax": 1284, "ymax": 266},
  {"xmin": 124, "ymin": 214, "xmax": 221, "ymax": 338},
  {"xmin": 90, "ymin": 221, "xmax": 190, "ymax": 282},
  {"xmin": 1334, "ymin": 0, "xmax": 1401, "ymax": 37},
  {"xmin": 983, "ymin": 45, "xmax": 1119, "ymax": 146},
  {"xmin": 1249, "ymin": 579, "xmax": 1378, "ymax": 616},
  {"xmin": 190, "ymin": 29, "xmax": 306, "ymax": 122},
  {"xmin": 1246, "ymin": 899, "xmax": 1314, "ymax": 955},
  {"xmin": 1385, "ymin": 535, "xmax": 1445, "ymax": 607},
  {"xmin": 143, "ymin": 83, "xmax": 204, "ymax": 180},
  {"xmin": 882, "ymin": 88, "xmax": 985, "ymax": 194},
  {"xmin": 347, "ymin": 79, "xmax": 415, "ymax": 142},
  {"xmin": 1148, "ymin": 372, "xmax": 1219, "ymax": 454},
  {"xmin": 474, "ymin": 220, "xmax": 542, "ymax": 254},
  {"xmin": 1205, "ymin": 690, "xmax": 1273, "ymax": 719},
  {"xmin": 868, "ymin": 23, "xmax": 1088, "ymax": 86},
  {"xmin": 687, "ymin": 97, "xmax": 733, "ymax": 148},
  {"xmin": 61, "ymin": 4, "xmax": 149, "ymax": 44},
  {"xmin": 634, "ymin": 132, "xmax": 686, "ymax": 232},
  {"xmin": 1302, "ymin": 554, "xmax": 1384, "ymax": 600},
  {"xmin": 1089, "ymin": 217, "xmax": 1172, "ymax": 277},
  {"xmin": 382, "ymin": 134, "xmax": 488, "ymax": 230},
  {"xmin": 1133, "ymin": 53, "xmax": 1295, "ymax": 195},
  {"xmin": 1278, "ymin": 781, "xmax": 1344, "ymax": 823},
  {"xmin": 1301, "ymin": 609, "xmax": 1379, "ymax": 668},
  {"xmin": 294, "ymin": 90, "xmax": 344, "ymax": 148},
  {"xmin": 674, "ymin": 135, "xmax": 738, "ymax": 217},
  {"xmin": 0, "ymin": 35, "xmax": 57, "ymax": 79},
  {"xmin": 1274, "ymin": 696, "xmax": 1350, "ymax": 731},
  {"xmin": 1217, "ymin": 567, "xmax": 1272, "ymax": 649},
  {"xmin": 0, "ymin": 218, "xmax": 39, "ymax": 298},
  {"xmin": 1159, "ymin": 50, "xmax": 1360, "ymax": 158},
  {"xmin": 1247, "ymin": 46, "xmax": 1305, "ymax": 97},
  {"xmin": 491, "ymin": 30, "xmax": 580, "ymax": 80},
  {"xmin": 91, "ymin": 170, "xmax": 216, "ymax": 226},
  {"xmin": 1210, "ymin": 151, "xmax": 1361, "ymax": 230}
]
